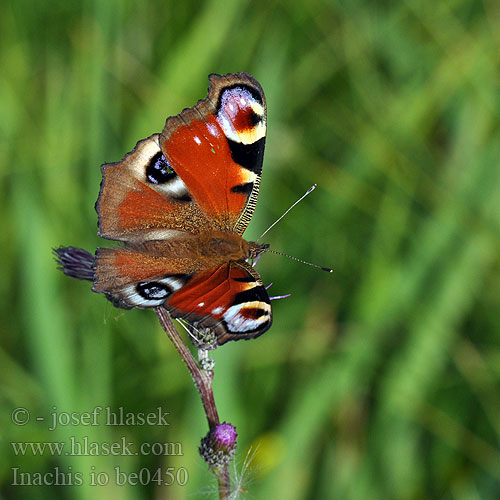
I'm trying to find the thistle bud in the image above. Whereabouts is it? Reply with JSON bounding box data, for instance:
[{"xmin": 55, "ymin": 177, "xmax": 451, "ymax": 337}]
[{"xmin": 199, "ymin": 422, "xmax": 237, "ymax": 468}]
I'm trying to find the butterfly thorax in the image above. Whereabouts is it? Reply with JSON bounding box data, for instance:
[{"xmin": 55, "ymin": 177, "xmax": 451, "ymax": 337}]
[
  {"xmin": 196, "ymin": 232, "xmax": 269, "ymax": 263},
  {"xmin": 196, "ymin": 231, "xmax": 249, "ymax": 261}
]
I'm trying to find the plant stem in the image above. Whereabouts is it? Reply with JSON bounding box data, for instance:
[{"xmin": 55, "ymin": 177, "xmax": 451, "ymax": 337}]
[{"xmin": 154, "ymin": 307, "xmax": 231, "ymax": 499}]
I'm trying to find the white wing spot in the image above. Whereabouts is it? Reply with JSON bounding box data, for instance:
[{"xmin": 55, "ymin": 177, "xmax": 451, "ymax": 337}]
[
  {"xmin": 139, "ymin": 229, "xmax": 188, "ymax": 241},
  {"xmin": 158, "ymin": 176, "xmax": 189, "ymax": 198},
  {"xmin": 207, "ymin": 123, "xmax": 219, "ymax": 137},
  {"xmin": 217, "ymin": 87, "xmax": 266, "ymax": 144},
  {"xmin": 223, "ymin": 302, "xmax": 271, "ymax": 332},
  {"xmin": 161, "ymin": 277, "xmax": 184, "ymax": 292},
  {"xmin": 194, "ymin": 136, "xmax": 201, "ymax": 145},
  {"xmin": 122, "ymin": 284, "xmax": 165, "ymax": 308},
  {"xmin": 197, "ymin": 302, "xmax": 205, "ymax": 307},
  {"xmin": 212, "ymin": 306, "xmax": 224, "ymax": 315}
]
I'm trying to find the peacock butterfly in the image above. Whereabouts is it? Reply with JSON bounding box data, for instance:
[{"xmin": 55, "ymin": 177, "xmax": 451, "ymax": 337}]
[{"xmin": 56, "ymin": 72, "xmax": 272, "ymax": 345}]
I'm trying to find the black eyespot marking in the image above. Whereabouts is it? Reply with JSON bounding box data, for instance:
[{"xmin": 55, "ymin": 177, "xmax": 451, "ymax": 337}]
[
  {"xmin": 233, "ymin": 285, "xmax": 270, "ymax": 305},
  {"xmin": 232, "ymin": 275, "xmax": 257, "ymax": 283},
  {"xmin": 227, "ymin": 137, "xmax": 265, "ymax": 173},
  {"xmin": 169, "ymin": 273, "xmax": 192, "ymax": 283},
  {"xmin": 146, "ymin": 152, "xmax": 176, "ymax": 184},
  {"xmin": 173, "ymin": 193, "xmax": 192, "ymax": 202},
  {"xmin": 231, "ymin": 182, "xmax": 253, "ymax": 195},
  {"xmin": 249, "ymin": 111, "xmax": 261, "ymax": 126},
  {"xmin": 137, "ymin": 282, "xmax": 171, "ymax": 300},
  {"xmin": 247, "ymin": 308, "xmax": 267, "ymax": 319}
]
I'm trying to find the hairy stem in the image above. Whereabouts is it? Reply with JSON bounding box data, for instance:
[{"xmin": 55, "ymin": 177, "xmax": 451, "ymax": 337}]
[{"xmin": 154, "ymin": 307, "xmax": 231, "ymax": 499}]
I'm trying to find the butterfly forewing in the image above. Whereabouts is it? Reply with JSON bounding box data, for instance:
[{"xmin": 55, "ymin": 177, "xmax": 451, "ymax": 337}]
[
  {"xmin": 96, "ymin": 134, "xmax": 215, "ymax": 241},
  {"xmin": 159, "ymin": 73, "xmax": 266, "ymax": 234}
]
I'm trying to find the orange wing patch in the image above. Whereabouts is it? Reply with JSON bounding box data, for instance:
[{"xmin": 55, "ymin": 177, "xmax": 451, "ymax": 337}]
[
  {"xmin": 93, "ymin": 247, "xmax": 194, "ymax": 291},
  {"xmin": 160, "ymin": 73, "xmax": 267, "ymax": 235},
  {"xmin": 162, "ymin": 115, "xmax": 256, "ymax": 229},
  {"xmin": 97, "ymin": 135, "xmax": 214, "ymax": 242}
]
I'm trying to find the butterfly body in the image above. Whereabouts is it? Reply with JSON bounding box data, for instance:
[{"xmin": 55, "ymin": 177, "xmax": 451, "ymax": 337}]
[
  {"xmin": 89, "ymin": 72, "xmax": 273, "ymax": 344},
  {"xmin": 93, "ymin": 232, "xmax": 267, "ymax": 290}
]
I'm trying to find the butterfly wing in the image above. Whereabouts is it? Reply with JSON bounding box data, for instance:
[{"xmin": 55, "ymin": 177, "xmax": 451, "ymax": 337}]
[
  {"xmin": 97, "ymin": 72, "xmax": 266, "ymax": 240},
  {"xmin": 93, "ymin": 72, "xmax": 271, "ymax": 343},
  {"xmin": 165, "ymin": 261, "xmax": 272, "ymax": 344},
  {"xmin": 93, "ymin": 247, "xmax": 272, "ymax": 344},
  {"xmin": 96, "ymin": 134, "xmax": 214, "ymax": 242},
  {"xmin": 93, "ymin": 244, "xmax": 196, "ymax": 308},
  {"xmin": 159, "ymin": 72, "xmax": 267, "ymax": 234}
]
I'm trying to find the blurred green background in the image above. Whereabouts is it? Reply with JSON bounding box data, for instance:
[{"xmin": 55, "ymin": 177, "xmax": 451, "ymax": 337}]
[{"xmin": 2, "ymin": 0, "xmax": 500, "ymax": 498}]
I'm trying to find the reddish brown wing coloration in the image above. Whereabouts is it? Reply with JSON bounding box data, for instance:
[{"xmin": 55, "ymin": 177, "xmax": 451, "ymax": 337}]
[
  {"xmin": 93, "ymin": 72, "xmax": 272, "ymax": 344},
  {"xmin": 166, "ymin": 262, "xmax": 272, "ymax": 344},
  {"xmin": 160, "ymin": 73, "xmax": 266, "ymax": 234},
  {"xmin": 93, "ymin": 232, "xmax": 250, "ymax": 296},
  {"xmin": 96, "ymin": 135, "xmax": 214, "ymax": 242}
]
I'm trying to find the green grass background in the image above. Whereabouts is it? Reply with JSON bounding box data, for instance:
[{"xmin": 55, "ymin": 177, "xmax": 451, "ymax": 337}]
[{"xmin": 2, "ymin": 0, "xmax": 500, "ymax": 498}]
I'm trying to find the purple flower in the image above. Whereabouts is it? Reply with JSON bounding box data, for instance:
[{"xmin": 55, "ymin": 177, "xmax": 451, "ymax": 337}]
[
  {"xmin": 214, "ymin": 422, "xmax": 237, "ymax": 448},
  {"xmin": 199, "ymin": 422, "xmax": 237, "ymax": 468}
]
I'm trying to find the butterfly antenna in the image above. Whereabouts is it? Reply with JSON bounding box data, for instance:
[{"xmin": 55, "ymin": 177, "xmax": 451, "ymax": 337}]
[
  {"xmin": 256, "ymin": 184, "xmax": 317, "ymax": 242},
  {"xmin": 267, "ymin": 249, "xmax": 333, "ymax": 273}
]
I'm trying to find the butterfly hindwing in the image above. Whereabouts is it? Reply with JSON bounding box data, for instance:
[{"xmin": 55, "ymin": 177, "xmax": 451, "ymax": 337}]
[
  {"xmin": 92, "ymin": 245, "xmax": 195, "ymax": 308},
  {"xmin": 93, "ymin": 247, "xmax": 272, "ymax": 344},
  {"xmin": 165, "ymin": 261, "xmax": 272, "ymax": 344}
]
